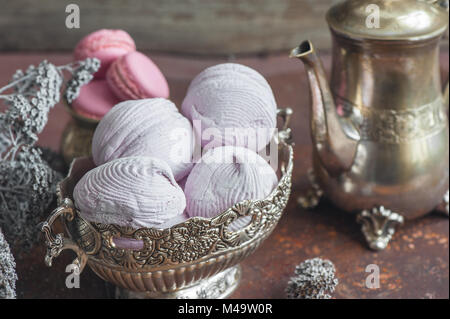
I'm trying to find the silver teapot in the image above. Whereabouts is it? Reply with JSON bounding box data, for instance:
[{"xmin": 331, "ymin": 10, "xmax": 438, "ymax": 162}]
[{"xmin": 292, "ymin": 0, "xmax": 449, "ymax": 250}]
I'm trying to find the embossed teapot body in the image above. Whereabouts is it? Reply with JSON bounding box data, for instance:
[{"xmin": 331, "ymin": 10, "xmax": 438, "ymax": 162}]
[{"xmin": 292, "ymin": 0, "xmax": 449, "ymax": 223}]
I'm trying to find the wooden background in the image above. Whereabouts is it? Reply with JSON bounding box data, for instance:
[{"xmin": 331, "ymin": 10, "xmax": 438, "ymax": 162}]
[
  {"xmin": 0, "ymin": 0, "xmax": 340, "ymax": 55},
  {"xmin": 1, "ymin": 0, "xmax": 448, "ymax": 55}
]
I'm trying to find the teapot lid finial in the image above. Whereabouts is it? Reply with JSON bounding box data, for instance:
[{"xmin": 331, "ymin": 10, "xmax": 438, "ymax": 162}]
[{"xmin": 326, "ymin": 0, "xmax": 449, "ymax": 41}]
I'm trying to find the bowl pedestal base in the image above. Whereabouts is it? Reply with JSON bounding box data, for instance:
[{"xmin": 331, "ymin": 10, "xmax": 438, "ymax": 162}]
[{"xmin": 114, "ymin": 265, "xmax": 241, "ymax": 299}]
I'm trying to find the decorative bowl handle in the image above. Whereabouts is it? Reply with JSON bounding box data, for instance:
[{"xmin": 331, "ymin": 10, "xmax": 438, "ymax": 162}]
[
  {"xmin": 39, "ymin": 198, "xmax": 87, "ymax": 273},
  {"xmin": 277, "ymin": 107, "xmax": 294, "ymax": 145}
]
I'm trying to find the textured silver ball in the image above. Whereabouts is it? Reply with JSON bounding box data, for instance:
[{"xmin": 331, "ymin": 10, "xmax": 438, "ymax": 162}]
[{"xmin": 286, "ymin": 257, "xmax": 338, "ymax": 299}]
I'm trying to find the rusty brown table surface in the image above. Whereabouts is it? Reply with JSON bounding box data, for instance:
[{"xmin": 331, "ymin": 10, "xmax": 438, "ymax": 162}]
[{"xmin": 1, "ymin": 50, "xmax": 448, "ymax": 299}]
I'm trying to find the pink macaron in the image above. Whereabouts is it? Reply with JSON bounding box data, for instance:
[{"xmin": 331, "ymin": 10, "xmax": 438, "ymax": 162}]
[
  {"xmin": 106, "ymin": 51, "xmax": 170, "ymax": 100},
  {"xmin": 74, "ymin": 29, "xmax": 136, "ymax": 78},
  {"xmin": 71, "ymin": 80, "xmax": 120, "ymax": 120}
]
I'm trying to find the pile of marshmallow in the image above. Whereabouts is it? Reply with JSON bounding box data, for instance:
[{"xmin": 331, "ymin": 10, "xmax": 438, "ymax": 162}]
[{"xmin": 72, "ymin": 29, "xmax": 280, "ymax": 236}]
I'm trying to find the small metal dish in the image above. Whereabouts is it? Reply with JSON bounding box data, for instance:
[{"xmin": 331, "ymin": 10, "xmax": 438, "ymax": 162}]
[
  {"xmin": 60, "ymin": 100, "xmax": 99, "ymax": 165},
  {"xmin": 41, "ymin": 108, "xmax": 294, "ymax": 299}
]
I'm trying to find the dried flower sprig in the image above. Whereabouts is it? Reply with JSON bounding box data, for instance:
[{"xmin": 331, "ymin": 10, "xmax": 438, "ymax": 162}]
[
  {"xmin": 0, "ymin": 58, "xmax": 99, "ymax": 249},
  {"xmin": 0, "ymin": 227, "xmax": 17, "ymax": 299},
  {"xmin": 286, "ymin": 257, "xmax": 338, "ymax": 299},
  {"xmin": 64, "ymin": 58, "xmax": 100, "ymax": 104}
]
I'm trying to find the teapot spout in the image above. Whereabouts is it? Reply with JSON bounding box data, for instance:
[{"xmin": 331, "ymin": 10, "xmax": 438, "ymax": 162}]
[{"xmin": 290, "ymin": 41, "xmax": 357, "ymax": 176}]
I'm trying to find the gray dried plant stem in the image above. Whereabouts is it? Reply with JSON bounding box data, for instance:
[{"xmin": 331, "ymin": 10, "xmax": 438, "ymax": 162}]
[
  {"xmin": 0, "ymin": 227, "xmax": 17, "ymax": 299},
  {"xmin": 0, "ymin": 58, "xmax": 99, "ymax": 250},
  {"xmin": 286, "ymin": 257, "xmax": 339, "ymax": 299}
]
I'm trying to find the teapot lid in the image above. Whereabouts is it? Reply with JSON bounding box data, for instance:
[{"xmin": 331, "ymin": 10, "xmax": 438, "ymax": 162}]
[{"xmin": 326, "ymin": 0, "xmax": 449, "ymax": 41}]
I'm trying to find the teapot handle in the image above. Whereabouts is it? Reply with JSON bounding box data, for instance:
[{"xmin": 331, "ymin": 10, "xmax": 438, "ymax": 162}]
[
  {"xmin": 443, "ymin": 8, "xmax": 449, "ymax": 111},
  {"xmin": 431, "ymin": 0, "xmax": 449, "ymax": 109},
  {"xmin": 39, "ymin": 198, "xmax": 87, "ymax": 273}
]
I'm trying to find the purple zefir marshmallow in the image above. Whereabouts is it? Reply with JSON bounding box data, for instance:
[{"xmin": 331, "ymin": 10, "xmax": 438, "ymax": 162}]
[
  {"xmin": 181, "ymin": 63, "xmax": 277, "ymax": 151},
  {"xmin": 92, "ymin": 98, "xmax": 194, "ymax": 181},
  {"xmin": 184, "ymin": 146, "xmax": 278, "ymax": 231},
  {"xmin": 73, "ymin": 156, "xmax": 186, "ymax": 229}
]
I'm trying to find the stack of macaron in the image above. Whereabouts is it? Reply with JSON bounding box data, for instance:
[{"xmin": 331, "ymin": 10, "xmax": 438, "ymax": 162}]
[
  {"xmin": 71, "ymin": 29, "xmax": 169, "ymax": 120},
  {"xmin": 73, "ymin": 62, "xmax": 280, "ymax": 244}
]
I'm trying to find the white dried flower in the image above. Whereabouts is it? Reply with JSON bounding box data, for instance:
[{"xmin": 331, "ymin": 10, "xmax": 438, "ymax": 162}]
[
  {"xmin": 0, "ymin": 147, "xmax": 61, "ymax": 248},
  {"xmin": 0, "ymin": 227, "xmax": 17, "ymax": 299},
  {"xmin": 65, "ymin": 58, "xmax": 100, "ymax": 103},
  {"xmin": 0, "ymin": 58, "xmax": 98, "ymax": 248},
  {"xmin": 286, "ymin": 257, "xmax": 338, "ymax": 299}
]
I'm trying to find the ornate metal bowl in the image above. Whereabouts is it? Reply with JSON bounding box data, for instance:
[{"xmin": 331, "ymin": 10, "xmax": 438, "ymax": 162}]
[{"xmin": 41, "ymin": 108, "xmax": 294, "ymax": 299}]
